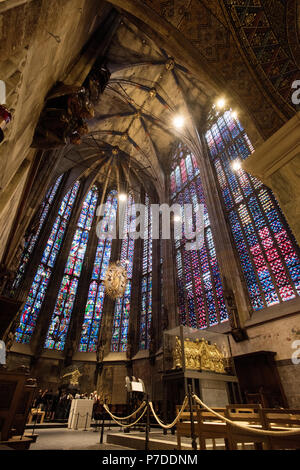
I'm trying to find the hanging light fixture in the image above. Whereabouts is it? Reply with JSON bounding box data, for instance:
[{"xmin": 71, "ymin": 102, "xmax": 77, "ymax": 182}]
[{"xmin": 104, "ymin": 261, "xmax": 127, "ymax": 299}]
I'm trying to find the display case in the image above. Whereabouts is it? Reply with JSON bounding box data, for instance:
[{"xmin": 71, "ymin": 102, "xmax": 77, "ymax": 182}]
[
  {"xmin": 162, "ymin": 327, "xmax": 240, "ymax": 421},
  {"xmin": 163, "ymin": 326, "xmax": 232, "ymax": 374}
]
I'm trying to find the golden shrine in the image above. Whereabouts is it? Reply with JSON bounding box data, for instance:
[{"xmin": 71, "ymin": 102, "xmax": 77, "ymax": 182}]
[{"xmin": 173, "ymin": 336, "xmax": 226, "ymax": 374}]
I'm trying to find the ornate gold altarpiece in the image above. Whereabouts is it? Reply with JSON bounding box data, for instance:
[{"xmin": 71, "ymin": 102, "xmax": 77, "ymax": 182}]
[{"xmin": 162, "ymin": 327, "xmax": 240, "ymax": 422}]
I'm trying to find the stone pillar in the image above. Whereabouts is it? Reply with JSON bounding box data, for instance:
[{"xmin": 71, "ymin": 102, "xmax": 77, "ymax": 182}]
[
  {"xmin": 160, "ymin": 179, "xmax": 179, "ymax": 330},
  {"xmin": 243, "ymin": 112, "xmax": 300, "ymax": 246}
]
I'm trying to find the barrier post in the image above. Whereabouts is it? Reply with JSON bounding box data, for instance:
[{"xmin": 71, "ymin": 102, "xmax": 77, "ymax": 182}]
[
  {"xmin": 75, "ymin": 412, "xmax": 79, "ymax": 430},
  {"xmin": 100, "ymin": 404, "xmax": 105, "ymax": 444},
  {"xmin": 83, "ymin": 412, "xmax": 88, "ymax": 431},
  {"xmin": 145, "ymin": 395, "xmax": 150, "ymax": 451},
  {"xmin": 188, "ymin": 385, "xmax": 197, "ymax": 451}
]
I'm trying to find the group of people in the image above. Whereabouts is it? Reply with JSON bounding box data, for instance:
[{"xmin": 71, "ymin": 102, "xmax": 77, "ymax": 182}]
[{"xmin": 32, "ymin": 389, "xmax": 104, "ymax": 422}]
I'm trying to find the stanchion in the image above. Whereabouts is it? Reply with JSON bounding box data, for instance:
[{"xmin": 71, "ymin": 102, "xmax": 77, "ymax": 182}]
[
  {"xmin": 75, "ymin": 412, "xmax": 79, "ymax": 430},
  {"xmin": 100, "ymin": 405, "xmax": 105, "ymax": 444},
  {"xmin": 145, "ymin": 395, "xmax": 150, "ymax": 451},
  {"xmin": 188, "ymin": 385, "xmax": 197, "ymax": 451},
  {"xmin": 83, "ymin": 412, "xmax": 89, "ymax": 431}
]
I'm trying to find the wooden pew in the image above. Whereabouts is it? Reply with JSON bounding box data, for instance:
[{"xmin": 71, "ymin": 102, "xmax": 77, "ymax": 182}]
[
  {"xmin": 176, "ymin": 405, "xmax": 228, "ymax": 450},
  {"xmin": 262, "ymin": 409, "xmax": 300, "ymax": 450},
  {"xmin": 225, "ymin": 404, "xmax": 268, "ymax": 450},
  {"xmin": 197, "ymin": 408, "xmax": 228, "ymax": 450},
  {"xmin": 176, "ymin": 406, "xmax": 199, "ymax": 450}
]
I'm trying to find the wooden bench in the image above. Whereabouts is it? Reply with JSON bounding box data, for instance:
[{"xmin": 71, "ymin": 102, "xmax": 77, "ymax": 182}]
[
  {"xmin": 261, "ymin": 408, "xmax": 300, "ymax": 450},
  {"xmin": 176, "ymin": 406, "xmax": 199, "ymax": 450},
  {"xmin": 225, "ymin": 404, "xmax": 267, "ymax": 450},
  {"xmin": 197, "ymin": 408, "xmax": 228, "ymax": 450}
]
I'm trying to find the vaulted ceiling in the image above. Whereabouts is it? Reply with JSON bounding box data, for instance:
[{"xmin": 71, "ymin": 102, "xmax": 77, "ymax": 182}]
[
  {"xmin": 0, "ymin": 0, "xmax": 299, "ymax": 265},
  {"xmin": 60, "ymin": 19, "xmax": 214, "ymax": 195}
]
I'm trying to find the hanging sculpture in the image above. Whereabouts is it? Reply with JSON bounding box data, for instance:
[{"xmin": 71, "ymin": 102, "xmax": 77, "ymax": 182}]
[{"xmin": 104, "ymin": 262, "xmax": 127, "ymax": 299}]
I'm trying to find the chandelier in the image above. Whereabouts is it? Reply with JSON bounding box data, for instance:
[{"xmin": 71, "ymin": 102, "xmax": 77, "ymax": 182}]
[{"xmin": 104, "ymin": 262, "xmax": 127, "ymax": 299}]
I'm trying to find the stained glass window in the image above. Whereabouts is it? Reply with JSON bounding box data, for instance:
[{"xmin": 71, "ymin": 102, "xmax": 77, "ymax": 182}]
[
  {"xmin": 111, "ymin": 194, "xmax": 136, "ymax": 352},
  {"xmin": 45, "ymin": 186, "xmax": 98, "ymax": 351},
  {"xmin": 205, "ymin": 109, "xmax": 300, "ymax": 311},
  {"xmin": 15, "ymin": 181, "xmax": 80, "ymax": 344},
  {"xmin": 79, "ymin": 190, "xmax": 118, "ymax": 352},
  {"xmin": 139, "ymin": 194, "xmax": 152, "ymax": 350},
  {"xmin": 11, "ymin": 175, "xmax": 63, "ymax": 292},
  {"xmin": 171, "ymin": 143, "xmax": 228, "ymax": 328}
]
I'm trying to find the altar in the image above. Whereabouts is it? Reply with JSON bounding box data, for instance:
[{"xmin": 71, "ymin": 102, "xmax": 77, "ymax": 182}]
[{"xmin": 68, "ymin": 399, "xmax": 94, "ymax": 430}]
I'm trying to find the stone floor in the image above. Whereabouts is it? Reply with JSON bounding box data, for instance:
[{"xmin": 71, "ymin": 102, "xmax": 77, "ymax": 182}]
[
  {"xmin": 27, "ymin": 427, "xmax": 226, "ymax": 450},
  {"xmin": 28, "ymin": 428, "xmax": 131, "ymax": 450}
]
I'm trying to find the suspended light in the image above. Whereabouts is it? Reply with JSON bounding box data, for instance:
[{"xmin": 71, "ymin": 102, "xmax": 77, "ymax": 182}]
[
  {"xmin": 231, "ymin": 159, "xmax": 242, "ymax": 172},
  {"xmin": 118, "ymin": 193, "xmax": 127, "ymax": 202},
  {"xmin": 124, "ymin": 259, "xmax": 130, "ymax": 265},
  {"xmin": 216, "ymin": 98, "xmax": 226, "ymax": 109},
  {"xmin": 231, "ymin": 111, "xmax": 238, "ymax": 120},
  {"xmin": 173, "ymin": 115, "xmax": 185, "ymax": 129}
]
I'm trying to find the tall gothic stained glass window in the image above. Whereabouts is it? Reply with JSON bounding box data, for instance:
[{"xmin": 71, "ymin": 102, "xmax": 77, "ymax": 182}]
[
  {"xmin": 139, "ymin": 193, "xmax": 152, "ymax": 350},
  {"xmin": 170, "ymin": 143, "xmax": 228, "ymax": 328},
  {"xmin": 111, "ymin": 194, "xmax": 136, "ymax": 352},
  {"xmin": 44, "ymin": 186, "xmax": 98, "ymax": 351},
  {"xmin": 12, "ymin": 174, "xmax": 63, "ymax": 292},
  {"xmin": 79, "ymin": 190, "xmax": 118, "ymax": 352},
  {"xmin": 15, "ymin": 181, "xmax": 80, "ymax": 344},
  {"xmin": 205, "ymin": 109, "xmax": 300, "ymax": 311}
]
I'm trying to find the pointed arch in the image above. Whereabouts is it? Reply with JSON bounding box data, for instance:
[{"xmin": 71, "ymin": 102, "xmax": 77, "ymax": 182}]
[
  {"xmin": 44, "ymin": 185, "xmax": 98, "ymax": 351},
  {"xmin": 12, "ymin": 174, "xmax": 63, "ymax": 292},
  {"xmin": 15, "ymin": 180, "xmax": 80, "ymax": 344},
  {"xmin": 79, "ymin": 190, "xmax": 118, "ymax": 352}
]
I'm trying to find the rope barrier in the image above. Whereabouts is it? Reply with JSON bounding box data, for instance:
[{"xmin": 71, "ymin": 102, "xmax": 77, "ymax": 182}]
[
  {"xmin": 103, "ymin": 404, "xmax": 147, "ymax": 428},
  {"xmin": 103, "ymin": 401, "xmax": 147, "ymax": 421},
  {"xmin": 149, "ymin": 396, "xmax": 189, "ymax": 429},
  {"xmin": 192, "ymin": 394, "xmax": 300, "ymax": 437}
]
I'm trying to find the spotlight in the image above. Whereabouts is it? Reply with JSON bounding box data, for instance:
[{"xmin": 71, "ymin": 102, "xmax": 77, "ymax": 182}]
[
  {"xmin": 119, "ymin": 193, "xmax": 127, "ymax": 202},
  {"xmin": 231, "ymin": 111, "xmax": 238, "ymax": 120},
  {"xmin": 173, "ymin": 215, "xmax": 181, "ymax": 222},
  {"xmin": 216, "ymin": 98, "xmax": 226, "ymax": 109},
  {"xmin": 173, "ymin": 115, "xmax": 185, "ymax": 129},
  {"xmin": 231, "ymin": 159, "xmax": 242, "ymax": 172},
  {"xmin": 125, "ymin": 259, "xmax": 130, "ymax": 265}
]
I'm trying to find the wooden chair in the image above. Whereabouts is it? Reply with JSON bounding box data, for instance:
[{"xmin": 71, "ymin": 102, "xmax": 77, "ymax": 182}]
[
  {"xmin": 262, "ymin": 409, "xmax": 300, "ymax": 450},
  {"xmin": 197, "ymin": 408, "xmax": 228, "ymax": 450},
  {"xmin": 225, "ymin": 404, "xmax": 267, "ymax": 450}
]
